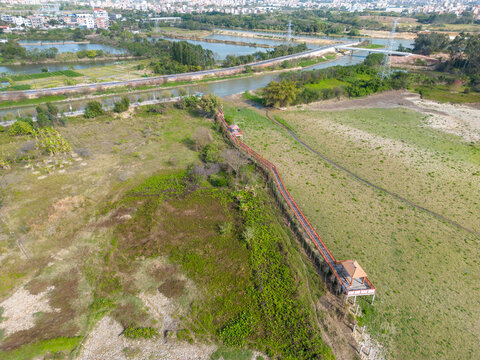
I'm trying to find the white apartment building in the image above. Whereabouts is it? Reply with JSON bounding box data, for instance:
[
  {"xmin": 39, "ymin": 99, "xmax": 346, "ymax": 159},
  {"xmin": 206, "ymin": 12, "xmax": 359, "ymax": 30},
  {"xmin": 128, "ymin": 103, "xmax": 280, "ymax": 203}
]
[
  {"xmin": 93, "ymin": 8, "xmax": 109, "ymax": 29},
  {"xmin": 76, "ymin": 13, "xmax": 95, "ymax": 29}
]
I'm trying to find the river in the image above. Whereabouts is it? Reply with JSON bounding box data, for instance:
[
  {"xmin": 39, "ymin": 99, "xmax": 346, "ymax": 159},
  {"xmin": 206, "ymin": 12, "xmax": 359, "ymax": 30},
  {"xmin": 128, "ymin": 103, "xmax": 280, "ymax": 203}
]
[
  {"xmin": 0, "ymin": 51, "xmax": 369, "ymax": 119},
  {"xmin": 19, "ymin": 41, "xmax": 126, "ymax": 55},
  {"xmin": 0, "ymin": 42, "xmax": 127, "ymax": 75},
  {"xmin": 211, "ymin": 29, "xmax": 414, "ymax": 49}
]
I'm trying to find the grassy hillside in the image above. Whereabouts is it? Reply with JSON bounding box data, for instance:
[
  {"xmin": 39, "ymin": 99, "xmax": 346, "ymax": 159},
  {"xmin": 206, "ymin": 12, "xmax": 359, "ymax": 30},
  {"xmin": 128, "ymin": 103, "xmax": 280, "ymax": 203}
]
[
  {"xmin": 223, "ymin": 104, "xmax": 480, "ymax": 360},
  {"xmin": 0, "ymin": 105, "xmax": 334, "ymax": 359}
]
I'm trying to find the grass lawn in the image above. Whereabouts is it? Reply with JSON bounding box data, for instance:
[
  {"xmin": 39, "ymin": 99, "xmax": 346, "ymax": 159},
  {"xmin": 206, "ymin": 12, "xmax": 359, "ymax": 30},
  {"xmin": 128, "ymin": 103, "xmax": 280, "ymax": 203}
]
[
  {"xmin": 416, "ymin": 84, "xmax": 480, "ymax": 103},
  {"xmin": 0, "ymin": 95, "xmax": 67, "ymax": 109},
  {"xmin": 305, "ymin": 78, "xmax": 346, "ymax": 90},
  {"xmin": 223, "ymin": 104, "xmax": 480, "ymax": 360},
  {"xmin": 358, "ymin": 44, "xmax": 385, "ymax": 49}
]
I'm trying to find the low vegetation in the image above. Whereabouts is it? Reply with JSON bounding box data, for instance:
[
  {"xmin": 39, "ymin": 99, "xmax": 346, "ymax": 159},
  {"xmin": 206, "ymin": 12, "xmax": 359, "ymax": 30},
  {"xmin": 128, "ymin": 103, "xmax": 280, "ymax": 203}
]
[
  {"xmin": 223, "ymin": 104, "xmax": 480, "ymax": 360},
  {"xmin": 0, "ymin": 103, "xmax": 334, "ymax": 359},
  {"xmin": 259, "ymin": 53, "xmax": 480, "ymax": 107}
]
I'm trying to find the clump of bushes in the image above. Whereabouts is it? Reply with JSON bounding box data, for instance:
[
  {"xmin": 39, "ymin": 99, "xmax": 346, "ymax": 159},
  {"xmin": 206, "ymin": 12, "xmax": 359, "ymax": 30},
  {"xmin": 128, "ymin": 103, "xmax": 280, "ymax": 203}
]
[
  {"xmin": 36, "ymin": 103, "xmax": 65, "ymax": 127},
  {"xmin": 34, "ymin": 127, "xmax": 71, "ymax": 155},
  {"xmin": 0, "ymin": 157, "xmax": 10, "ymax": 169},
  {"xmin": 84, "ymin": 101, "xmax": 104, "ymax": 118},
  {"xmin": 8, "ymin": 120, "xmax": 34, "ymax": 136},
  {"xmin": 113, "ymin": 97, "xmax": 130, "ymax": 113},
  {"xmin": 123, "ymin": 326, "xmax": 159, "ymax": 339},
  {"xmin": 146, "ymin": 103, "xmax": 165, "ymax": 115},
  {"xmin": 201, "ymin": 143, "xmax": 220, "ymax": 163}
]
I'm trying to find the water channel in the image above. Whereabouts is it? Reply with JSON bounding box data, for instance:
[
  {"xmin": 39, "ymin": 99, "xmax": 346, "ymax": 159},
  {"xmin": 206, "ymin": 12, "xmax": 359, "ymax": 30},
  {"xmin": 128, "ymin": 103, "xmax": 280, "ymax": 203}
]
[
  {"xmin": 0, "ymin": 31, "xmax": 413, "ymax": 75},
  {"xmin": 0, "ymin": 51, "xmax": 369, "ymax": 119},
  {"xmin": 0, "ymin": 30, "xmax": 414, "ymax": 119}
]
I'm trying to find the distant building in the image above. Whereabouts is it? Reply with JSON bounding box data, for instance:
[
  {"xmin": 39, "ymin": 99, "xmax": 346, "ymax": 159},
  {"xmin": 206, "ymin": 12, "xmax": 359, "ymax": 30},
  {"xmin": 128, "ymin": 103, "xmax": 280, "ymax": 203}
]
[
  {"xmin": 93, "ymin": 8, "xmax": 109, "ymax": 29},
  {"xmin": 27, "ymin": 16, "xmax": 45, "ymax": 28},
  {"xmin": 76, "ymin": 13, "xmax": 95, "ymax": 29},
  {"xmin": 63, "ymin": 14, "xmax": 77, "ymax": 26}
]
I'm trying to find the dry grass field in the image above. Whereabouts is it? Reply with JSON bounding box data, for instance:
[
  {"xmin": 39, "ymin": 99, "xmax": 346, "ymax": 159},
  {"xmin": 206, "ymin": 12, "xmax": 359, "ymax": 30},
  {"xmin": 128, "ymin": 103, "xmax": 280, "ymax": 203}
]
[
  {"xmin": 223, "ymin": 102, "xmax": 480, "ymax": 360},
  {"xmin": 0, "ymin": 105, "xmax": 349, "ymax": 359}
]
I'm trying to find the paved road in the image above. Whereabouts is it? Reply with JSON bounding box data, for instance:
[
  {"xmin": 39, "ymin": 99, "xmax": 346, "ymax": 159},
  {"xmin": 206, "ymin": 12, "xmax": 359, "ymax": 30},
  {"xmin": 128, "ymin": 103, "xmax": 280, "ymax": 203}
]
[
  {"xmin": 0, "ymin": 44, "xmax": 353, "ymax": 99},
  {"xmin": 335, "ymin": 45, "xmax": 411, "ymax": 56}
]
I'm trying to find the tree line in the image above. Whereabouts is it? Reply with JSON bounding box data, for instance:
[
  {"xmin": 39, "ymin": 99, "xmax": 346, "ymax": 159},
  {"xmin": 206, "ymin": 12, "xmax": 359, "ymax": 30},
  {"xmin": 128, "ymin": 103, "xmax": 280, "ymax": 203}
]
[
  {"xmin": 222, "ymin": 43, "xmax": 308, "ymax": 67},
  {"xmin": 413, "ymin": 32, "xmax": 480, "ymax": 76},
  {"xmin": 259, "ymin": 54, "xmax": 433, "ymax": 107}
]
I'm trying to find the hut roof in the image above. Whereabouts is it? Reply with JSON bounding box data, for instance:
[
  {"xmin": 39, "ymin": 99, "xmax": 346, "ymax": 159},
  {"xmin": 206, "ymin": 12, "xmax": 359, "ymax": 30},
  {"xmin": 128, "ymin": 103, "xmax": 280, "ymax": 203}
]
[{"xmin": 341, "ymin": 260, "xmax": 367, "ymax": 279}]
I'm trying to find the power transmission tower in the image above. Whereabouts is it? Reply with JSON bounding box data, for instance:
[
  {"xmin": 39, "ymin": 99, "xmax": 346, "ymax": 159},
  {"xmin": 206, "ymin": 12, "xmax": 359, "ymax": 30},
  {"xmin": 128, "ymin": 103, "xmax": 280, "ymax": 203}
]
[
  {"xmin": 380, "ymin": 18, "xmax": 398, "ymax": 79},
  {"xmin": 287, "ymin": 20, "xmax": 292, "ymax": 42}
]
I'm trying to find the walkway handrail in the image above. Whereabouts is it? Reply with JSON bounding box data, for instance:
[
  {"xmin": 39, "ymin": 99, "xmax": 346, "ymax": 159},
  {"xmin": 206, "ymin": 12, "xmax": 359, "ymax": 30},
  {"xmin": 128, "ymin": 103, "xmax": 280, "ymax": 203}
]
[{"xmin": 216, "ymin": 109, "xmax": 370, "ymax": 293}]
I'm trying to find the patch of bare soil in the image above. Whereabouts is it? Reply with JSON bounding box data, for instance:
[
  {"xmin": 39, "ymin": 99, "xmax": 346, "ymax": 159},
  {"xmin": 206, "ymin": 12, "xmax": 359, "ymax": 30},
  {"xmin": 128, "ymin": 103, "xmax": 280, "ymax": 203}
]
[
  {"xmin": 78, "ymin": 315, "xmax": 215, "ymax": 360},
  {"xmin": 306, "ymin": 90, "xmax": 480, "ymax": 142},
  {"xmin": 391, "ymin": 54, "xmax": 438, "ymax": 67},
  {"xmin": 48, "ymin": 196, "xmax": 85, "ymax": 223},
  {"xmin": 359, "ymin": 29, "xmax": 416, "ymax": 40},
  {"xmin": 1, "ymin": 272, "xmax": 81, "ymax": 351},
  {"xmin": 158, "ymin": 278, "xmax": 185, "ymax": 299},
  {"xmin": 412, "ymin": 97, "xmax": 480, "ymax": 142},
  {"xmin": 317, "ymin": 293, "xmax": 386, "ymax": 360},
  {"xmin": 316, "ymin": 293, "xmax": 360, "ymax": 360},
  {"xmin": 0, "ymin": 286, "xmax": 56, "ymax": 338}
]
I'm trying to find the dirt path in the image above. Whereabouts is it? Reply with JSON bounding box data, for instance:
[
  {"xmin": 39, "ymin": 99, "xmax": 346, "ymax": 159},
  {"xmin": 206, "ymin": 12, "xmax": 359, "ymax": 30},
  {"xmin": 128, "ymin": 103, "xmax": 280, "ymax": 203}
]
[
  {"xmin": 226, "ymin": 94, "xmax": 478, "ymax": 235},
  {"xmin": 306, "ymin": 90, "xmax": 480, "ymax": 142},
  {"xmin": 262, "ymin": 108, "xmax": 478, "ymax": 236}
]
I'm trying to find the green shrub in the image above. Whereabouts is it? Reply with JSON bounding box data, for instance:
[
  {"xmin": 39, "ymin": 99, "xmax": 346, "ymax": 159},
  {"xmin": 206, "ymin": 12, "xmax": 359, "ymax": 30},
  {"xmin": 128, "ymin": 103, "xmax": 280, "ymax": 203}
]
[
  {"xmin": 202, "ymin": 143, "xmax": 220, "ymax": 163},
  {"xmin": 8, "ymin": 120, "xmax": 34, "ymax": 136},
  {"xmin": 146, "ymin": 103, "xmax": 165, "ymax": 115},
  {"xmin": 113, "ymin": 97, "xmax": 130, "ymax": 113},
  {"xmin": 123, "ymin": 326, "xmax": 159, "ymax": 339},
  {"xmin": 218, "ymin": 311, "xmax": 253, "ymax": 346},
  {"xmin": 209, "ymin": 173, "xmax": 229, "ymax": 187},
  {"xmin": 35, "ymin": 127, "xmax": 71, "ymax": 155},
  {"xmin": 84, "ymin": 101, "xmax": 104, "ymax": 118},
  {"xmin": 0, "ymin": 158, "xmax": 10, "ymax": 170}
]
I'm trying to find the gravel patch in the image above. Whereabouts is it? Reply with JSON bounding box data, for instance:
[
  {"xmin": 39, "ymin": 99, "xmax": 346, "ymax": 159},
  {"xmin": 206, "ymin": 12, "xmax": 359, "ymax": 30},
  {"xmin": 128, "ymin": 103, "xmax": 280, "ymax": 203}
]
[
  {"xmin": 0, "ymin": 286, "xmax": 56, "ymax": 337},
  {"xmin": 78, "ymin": 316, "xmax": 215, "ymax": 360}
]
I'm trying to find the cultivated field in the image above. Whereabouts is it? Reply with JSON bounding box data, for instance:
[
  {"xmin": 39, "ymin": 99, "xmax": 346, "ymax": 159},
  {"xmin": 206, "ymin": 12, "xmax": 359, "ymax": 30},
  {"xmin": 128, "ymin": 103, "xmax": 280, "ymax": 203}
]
[
  {"xmin": 13, "ymin": 61, "xmax": 151, "ymax": 90},
  {"xmin": 223, "ymin": 100, "xmax": 480, "ymax": 360}
]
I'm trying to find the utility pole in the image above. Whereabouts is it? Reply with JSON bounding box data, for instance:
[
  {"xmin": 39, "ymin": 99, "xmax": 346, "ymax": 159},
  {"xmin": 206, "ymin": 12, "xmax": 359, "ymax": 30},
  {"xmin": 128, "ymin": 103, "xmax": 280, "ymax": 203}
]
[
  {"xmin": 380, "ymin": 18, "xmax": 398, "ymax": 79},
  {"xmin": 287, "ymin": 19, "xmax": 292, "ymax": 42}
]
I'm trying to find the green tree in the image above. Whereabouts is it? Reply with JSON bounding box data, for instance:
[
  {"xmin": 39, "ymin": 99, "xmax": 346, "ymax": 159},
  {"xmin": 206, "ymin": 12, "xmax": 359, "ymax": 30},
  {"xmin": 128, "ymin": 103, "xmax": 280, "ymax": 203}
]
[
  {"xmin": 8, "ymin": 121, "xmax": 34, "ymax": 136},
  {"xmin": 84, "ymin": 101, "xmax": 104, "ymax": 118},
  {"xmin": 413, "ymin": 32, "xmax": 449, "ymax": 55},
  {"xmin": 199, "ymin": 94, "xmax": 220, "ymax": 117},
  {"xmin": 263, "ymin": 79, "xmax": 300, "ymax": 108},
  {"xmin": 113, "ymin": 97, "xmax": 130, "ymax": 113}
]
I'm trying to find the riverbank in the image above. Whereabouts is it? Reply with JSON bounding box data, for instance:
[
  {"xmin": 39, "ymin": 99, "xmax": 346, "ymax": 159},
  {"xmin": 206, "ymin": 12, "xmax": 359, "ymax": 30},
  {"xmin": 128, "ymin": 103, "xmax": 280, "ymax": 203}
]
[
  {"xmin": 0, "ymin": 52, "xmax": 341, "ymax": 116},
  {"xmin": 0, "ymin": 45, "xmax": 343, "ymax": 100},
  {"xmin": 214, "ymin": 29, "xmax": 338, "ymax": 45},
  {"xmin": 151, "ymin": 33, "xmax": 271, "ymax": 48},
  {"xmin": 0, "ymin": 56, "xmax": 335, "ymax": 111},
  {"xmin": 19, "ymin": 41, "xmax": 90, "ymax": 46}
]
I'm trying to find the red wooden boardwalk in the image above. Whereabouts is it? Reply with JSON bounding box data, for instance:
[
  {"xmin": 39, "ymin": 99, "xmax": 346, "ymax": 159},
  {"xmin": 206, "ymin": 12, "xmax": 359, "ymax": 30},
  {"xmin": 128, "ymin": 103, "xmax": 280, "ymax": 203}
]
[{"xmin": 217, "ymin": 110, "xmax": 375, "ymax": 298}]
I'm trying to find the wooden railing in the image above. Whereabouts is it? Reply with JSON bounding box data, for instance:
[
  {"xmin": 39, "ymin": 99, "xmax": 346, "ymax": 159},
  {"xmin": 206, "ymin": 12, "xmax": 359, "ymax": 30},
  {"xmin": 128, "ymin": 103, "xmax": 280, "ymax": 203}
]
[{"xmin": 217, "ymin": 109, "xmax": 376, "ymax": 297}]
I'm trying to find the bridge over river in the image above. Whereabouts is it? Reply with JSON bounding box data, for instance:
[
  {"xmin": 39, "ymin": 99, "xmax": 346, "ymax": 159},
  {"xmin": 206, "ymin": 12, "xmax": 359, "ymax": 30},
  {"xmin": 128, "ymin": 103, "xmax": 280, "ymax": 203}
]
[{"xmin": 335, "ymin": 45, "xmax": 412, "ymax": 56}]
